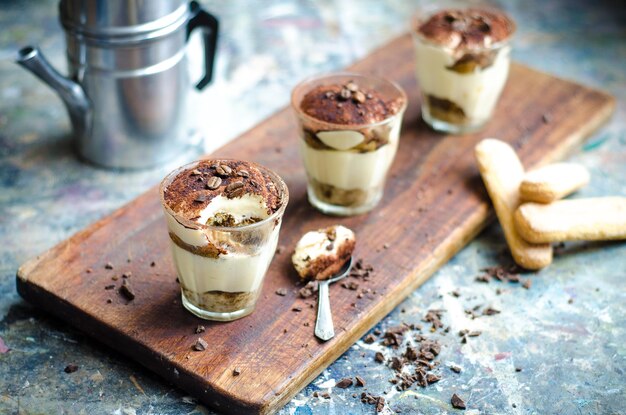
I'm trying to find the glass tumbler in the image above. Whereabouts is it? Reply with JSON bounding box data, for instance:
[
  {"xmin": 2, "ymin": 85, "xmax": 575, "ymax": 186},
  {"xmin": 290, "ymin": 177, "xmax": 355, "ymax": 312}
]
[
  {"xmin": 160, "ymin": 159, "xmax": 289, "ymax": 321},
  {"xmin": 291, "ymin": 73, "xmax": 407, "ymax": 216},
  {"xmin": 412, "ymin": 9, "xmax": 516, "ymax": 134}
]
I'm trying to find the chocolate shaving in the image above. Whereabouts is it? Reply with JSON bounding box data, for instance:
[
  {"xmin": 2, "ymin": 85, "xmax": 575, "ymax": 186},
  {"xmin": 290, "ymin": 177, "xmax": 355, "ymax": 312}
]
[
  {"xmin": 336, "ymin": 378, "xmax": 353, "ymax": 389},
  {"xmin": 64, "ymin": 364, "xmax": 78, "ymax": 374},
  {"xmin": 193, "ymin": 338, "xmax": 208, "ymax": 351},
  {"xmin": 451, "ymin": 393, "xmax": 466, "ymax": 409},
  {"xmin": 119, "ymin": 280, "xmax": 135, "ymax": 301}
]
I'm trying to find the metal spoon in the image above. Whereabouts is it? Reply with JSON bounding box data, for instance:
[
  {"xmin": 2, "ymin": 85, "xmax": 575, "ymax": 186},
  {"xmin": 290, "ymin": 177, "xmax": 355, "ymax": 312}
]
[{"xmin": 314, "ymin": 257, "xmax": 353, "ymax": 341}]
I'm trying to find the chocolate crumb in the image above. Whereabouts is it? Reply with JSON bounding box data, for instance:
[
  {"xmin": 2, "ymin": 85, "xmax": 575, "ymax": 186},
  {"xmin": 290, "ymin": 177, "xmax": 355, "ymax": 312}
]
[
  {"xmin": 292, "ymin": 307, "xmax": 302, "ymax": 312},
  {"xmin": 522, "ymin": 279, "xmax": 532, "ymax": 289},
  {"xmin": 542, "ymin": 114, "xmax": 551, "ymax": 124},
  {"xmin": 298, "ymin": 281, "xmax": 317, "ymax": 298},
  {"xmin": 355, "ymin": 376, "xmax": 366, "ymax": 387},
  {"xmin": 375, "ymin": 352, "xmax": 385, "ymax": 363},
  {"xmin": 515, "ymin": 367, "xmax": 522, "ymax": 372},
  {"xmin": 451, "ymin": 393, "xmax": 466, "ymax": 409},
  {"xmin": 106, "ymin": 298, "xmax": 112, "ymax": 304},
  {"xmin": 122, "ymin": 272, "xmax": 132, "ymax": 279},
  {"xmin": 364, "ymin": 333, "xmax": 377, "ymax": 344},
  {"xmin": 450, "ymin": 365, "xmax": 462, "ymax": 373},
  {"xmin": 195, "ymin": 325, "xmax": 206, "ymax": 334},
  {"xmin": 64, "ymin": 364, "xmax": 78, "ymax": 374},
  {"xmin": 275, "ymin": 288, "xmax": 288, "ymax": 296},
  {"xmin": 320, "ymin": 392, "xmax": 331, "ymax": 399},
  {"xmin": 150, "ymin": 261, "xmax": 156, "ymax": 267},
  {"xmin": 232, "ymin": 368, "xmax": 241, "ymax": 376},
  {"xmin": 104, "ymin": 284, "xmax": 115, "ymax": 290},
  {"xmin": 193, "ymin": 338, "xmax": 208, "ymax": 351},
  {"xmin": 119, "ymin": 280, "xmax": 135, "ymax": 301},
  {"xmin": 482, "ymin": 307, "xmax": 500, "ymax": 316},
  {"xmin": 105, "ymin": 262, "xmax": 114, "ymax": 270},
  {"xmin": 568, "ymin": 298, "xmax": 574, "ymax": 304},
  {"xmin": 86, "ymin": 268, "xmax": 92, "ymax": 274},
  {"xmin": 336, "ymin": 378, "xmax": 353, "ymax": 389}
]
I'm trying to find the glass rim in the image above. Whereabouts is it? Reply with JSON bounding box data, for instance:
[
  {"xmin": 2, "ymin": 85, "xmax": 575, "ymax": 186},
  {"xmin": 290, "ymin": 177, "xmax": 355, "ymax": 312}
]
[
  {"xmin": 159, "ymin": 158, "xmax": 289, "ymax": 233},
  {"xmin": 291, "ymin": 71, "xmax": 408, "ymax": 130},
  {"xmin": 411, "ymin": 7, "xmax": 516, "ymax": 52}
]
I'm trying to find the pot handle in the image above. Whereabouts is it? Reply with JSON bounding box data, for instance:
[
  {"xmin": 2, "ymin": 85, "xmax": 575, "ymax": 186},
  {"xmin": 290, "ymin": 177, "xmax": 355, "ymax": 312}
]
[{"xmin": 187, "ymin": 1, "xmax": 219, "ymax": 90}]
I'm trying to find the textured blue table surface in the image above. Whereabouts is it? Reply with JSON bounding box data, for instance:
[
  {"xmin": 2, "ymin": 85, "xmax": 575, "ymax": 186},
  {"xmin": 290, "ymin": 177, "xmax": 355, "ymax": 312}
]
[{"xmin": 0, "ymin": 1, "xmax": 624, "ymax": 414}]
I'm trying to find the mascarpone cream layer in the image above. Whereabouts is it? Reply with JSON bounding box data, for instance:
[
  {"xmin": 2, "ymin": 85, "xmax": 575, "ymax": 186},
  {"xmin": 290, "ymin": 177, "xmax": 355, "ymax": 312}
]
[
  {"xmin": 170, "ymin": 229, "xmax": 279, "ymax": 293},
  {"xmin": 414, "ymin": 40, "xmax": 510, "ymax": 122},
  {"xmin": 164, "ymin": 193, "xmax": 279, "ymax": 293},
  {"xmin": 300, "ymin": 118, "xmax": 401, "ymax": 190},
  {"xmin": 292, "ymin": 225, "xmax": 354, "ymax": 276}
]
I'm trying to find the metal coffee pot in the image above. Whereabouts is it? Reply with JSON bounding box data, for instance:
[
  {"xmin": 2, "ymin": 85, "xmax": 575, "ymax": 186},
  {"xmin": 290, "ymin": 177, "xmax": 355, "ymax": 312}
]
[{"xmin": 16, "ymin": 0, "xmax": 219, "ymax": 169}]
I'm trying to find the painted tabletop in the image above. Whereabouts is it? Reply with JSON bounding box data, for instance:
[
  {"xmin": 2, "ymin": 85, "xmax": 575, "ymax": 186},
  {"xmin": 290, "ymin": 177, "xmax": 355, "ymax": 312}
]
[{"xmin": 0, "ymin": 1, "xmax": 624, "ymax": 414}]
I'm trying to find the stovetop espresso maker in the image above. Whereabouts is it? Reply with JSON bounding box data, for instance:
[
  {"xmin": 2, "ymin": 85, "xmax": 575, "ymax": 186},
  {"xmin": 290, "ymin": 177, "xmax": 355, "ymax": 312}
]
[{"xmin": 17, "ymin": 0, "xmax": 219, "ymax": 169}]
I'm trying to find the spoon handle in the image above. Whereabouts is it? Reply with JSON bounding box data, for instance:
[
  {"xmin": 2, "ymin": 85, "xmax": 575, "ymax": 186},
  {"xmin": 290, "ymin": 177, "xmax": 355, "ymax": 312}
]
[{"xmin": 315, "ymin": 281, "xmax": 334, "ymax": 341}]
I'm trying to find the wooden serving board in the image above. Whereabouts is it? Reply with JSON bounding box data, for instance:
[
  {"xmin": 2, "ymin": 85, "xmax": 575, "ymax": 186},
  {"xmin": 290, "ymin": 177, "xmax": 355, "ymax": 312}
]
[{"xmin": 17, "ymin": 34, "xmax": 614, "ymax": 414}]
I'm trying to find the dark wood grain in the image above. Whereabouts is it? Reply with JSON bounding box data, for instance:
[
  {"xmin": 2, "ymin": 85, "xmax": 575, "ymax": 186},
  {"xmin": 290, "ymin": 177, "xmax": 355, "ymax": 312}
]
[{"xmin": 16, "ymin": 34, "xmax": 614, "ymax": 415}]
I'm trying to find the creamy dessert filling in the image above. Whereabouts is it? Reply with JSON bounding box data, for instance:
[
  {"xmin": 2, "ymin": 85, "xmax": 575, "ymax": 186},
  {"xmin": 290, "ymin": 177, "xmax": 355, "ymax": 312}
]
[
  {"xmin": 297, "ymin": 79, "xmax": 405, "ymax": 208},
  {"xmin": 414, "ymin": 8, "xmax": 515, "ymax": 129},
  {"xmin": 292, "ymin": 225, "xmax": 356, "ymax": 281},
  {"xmin": 162, "ymin": 159, "xmax": 285, "ymax": 316}
]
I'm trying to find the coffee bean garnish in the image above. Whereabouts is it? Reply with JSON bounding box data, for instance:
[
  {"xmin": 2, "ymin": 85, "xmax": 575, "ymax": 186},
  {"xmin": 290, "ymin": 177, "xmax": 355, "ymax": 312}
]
[
  {"xmin": 215, "ymin": 164, "xmax": 232, "ymax": 176},
  {"xmin": 206, "ymin": 176, "xmax": 222, "ymax": 190},
  {"xmin": 226, "ymin": 181, "xmax": 244, "ymax": 192},
  {"xmin": 237, "ymin": 170, "xmax": 249, "ymax": 178},
  {"xmin": 194, "ymin": 194, "xmax": 210, "ymax": 203},
  {"xmin": 353, "ymin": 91, "xmax": 366, "ymax": 104},
  {"xmin": 345, "ymin": 81, "xmax": 359, "ymax": 92},
  {"xmin": 339, "ymin": 88, "xmax": 352, "ymax": 100},
  {"xmin": 227, "ymin": 187, "xmax": 245, "ymax": 199}
]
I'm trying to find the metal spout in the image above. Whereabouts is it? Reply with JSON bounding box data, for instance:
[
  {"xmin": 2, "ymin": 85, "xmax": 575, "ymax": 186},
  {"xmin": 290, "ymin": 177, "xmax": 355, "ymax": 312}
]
[{"xmin": 16, "ymin": 46, "xmax": 90, "ymax": 140}]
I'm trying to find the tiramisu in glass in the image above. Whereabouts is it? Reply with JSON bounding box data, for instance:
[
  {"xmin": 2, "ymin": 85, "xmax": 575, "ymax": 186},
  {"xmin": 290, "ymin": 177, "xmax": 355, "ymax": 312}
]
[
  {"xmin": 291, "ymin": 73, "xmax": 407, "ymax": 216},
  {"xmin": 413, "ymin": 8, "xmax": 515, "ymax": 133},
  {"xmin": 160, "ymin": 159, "xmax": 289, "ymax": 321}
]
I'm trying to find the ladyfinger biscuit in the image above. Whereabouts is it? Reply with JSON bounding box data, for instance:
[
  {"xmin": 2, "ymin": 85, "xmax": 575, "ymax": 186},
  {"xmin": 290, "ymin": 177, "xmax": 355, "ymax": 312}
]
[
  {"xmin": 520, "ymin": 162, "xmax": 590, "ymax": 203},
  {"xmin": 514, "ymin": 197, "xmax": 626, "ymax": 243},
  {"xmin": 475, "ymin": 139, "xmax": 553, "ymax": 270}
]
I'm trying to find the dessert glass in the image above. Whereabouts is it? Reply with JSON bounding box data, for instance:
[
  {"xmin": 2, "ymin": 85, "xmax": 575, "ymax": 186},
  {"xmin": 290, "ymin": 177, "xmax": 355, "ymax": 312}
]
[
  {"xmin": 160, "ymin": 160, "xmax": 289, "ymax": 321},
  {"xmin": 291, "ymin": 73, "xmax": 407, "ymax": 216},
  {"xmin": 412, "ymin": 9, "xmax": 516, "ymax": 134}
]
